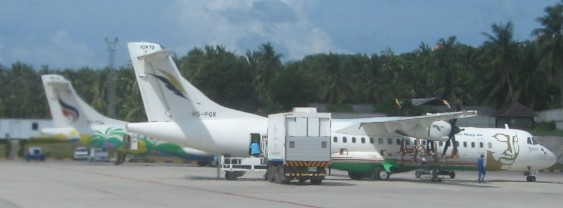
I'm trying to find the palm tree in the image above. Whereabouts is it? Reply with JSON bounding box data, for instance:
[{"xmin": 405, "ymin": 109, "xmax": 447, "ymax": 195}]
[
  {"xmin": 246, "ymin": 42, "xmax": 283, "ymax": 112},
  {"xmin": 532, "ymin": 1, "xmax": 563, "ymax": 107},
  {"xmin": 481, "ymin": 22, "xmax": 519, "ymax": 108}
]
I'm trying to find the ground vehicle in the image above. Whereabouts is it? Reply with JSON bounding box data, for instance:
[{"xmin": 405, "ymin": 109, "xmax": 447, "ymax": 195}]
[
  {"xmin": 264, "ymin": 108, "xmax": 332, "ymax": 185},
  {"xmin": 25, "ymin": 146, "xmax": 46, "ymax": 161},
  {"xmin": 89, "ymin": 148, "xmax": 109, "ymax": 162},
  {"xmin": 73, "ymin": 147, "xmax": 89, "ymax": 160},
  {"xmin": 220, "ymin": 108, "xmax": 332, "ymax": 185}
]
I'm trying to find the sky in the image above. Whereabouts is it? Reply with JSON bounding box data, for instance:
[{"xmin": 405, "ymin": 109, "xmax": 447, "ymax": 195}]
[{"xmin": 0, "ymin": 0, "xmax": 560, "ymax": 69}]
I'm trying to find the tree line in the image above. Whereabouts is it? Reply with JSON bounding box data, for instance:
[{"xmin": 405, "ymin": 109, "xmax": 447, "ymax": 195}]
[{"xmin": 2, "ymin": 1, "xmax": 563, "ymax": 121}]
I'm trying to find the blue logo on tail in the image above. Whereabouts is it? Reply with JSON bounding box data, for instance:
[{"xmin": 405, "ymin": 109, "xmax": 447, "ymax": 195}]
[{"xmin": 149, "ymin": 69, "xmax": 188, "ymax": 99}]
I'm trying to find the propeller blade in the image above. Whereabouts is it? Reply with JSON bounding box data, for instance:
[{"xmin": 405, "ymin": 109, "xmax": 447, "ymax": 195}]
[
  {"xmin": 451, "ymin": 135, "xmax": 458, "ymax": 157},
  {"xmin": 442, "ymin": 140, "xmax": 450, "ymax": 157}
]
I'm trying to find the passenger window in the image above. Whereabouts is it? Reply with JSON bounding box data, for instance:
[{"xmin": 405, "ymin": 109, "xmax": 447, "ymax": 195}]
[
  {"xmin": 396, "ymin": 138, "xmax": 401, "ymax": 145},
  {"xmin": 352, "ymin": 137, "xmax": 356, "ymax": 143},
  {"xmin": 463, "ymin": 142, "xmax": 467, "ymax": 148},
  {"xmin": 471, "ymin": 142, "xmax": 475, "ymax": 148},
  {"xmin": 371, "ymin": 137, "xmax": 375, "ymax": 144},
  {"xmin": 405, "ymin": 139, "xmax": 411, "ymax": 145},
  {"xmin": 454, "ymin": 141, "xmax": 459, "ymax": 147},
  {"xmin": 479, "ymin": 142, "xmax": 483, "ymax": 148},
  {"xmin": 333, "ymin": 136, "xmax": 338, "ymax": 143},
  {"xmin": 387, "ymin": 138, "xmax": 393, "ymax": 145},
  {"xmin": 527, "ymin": 137, "xmax": 532, "ymax": 144},
  {"xmin": 488, "ymin": 142, "xmax": 492, "ymax": 148},
  {"xmin": 422, "ymin": 140, "xmax": 427, "ymax": 145},
  {"xmin": 361, "ymin": 137, "xmax": 365, "ymax": 144},
  {"xmin": 378, "ymin": 138, "xmax": 383, "ymax": 144},
  {"xmin": 414, "ymin": 140, "xmax": 418, "ymax": 145},
  {"xmin": 343, "ymin": 137, "xmax": 347, "ymax": 143}
]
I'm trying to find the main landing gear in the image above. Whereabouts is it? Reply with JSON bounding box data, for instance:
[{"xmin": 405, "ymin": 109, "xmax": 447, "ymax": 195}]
[{"xmin": 347, "ymin": 167, "xmax": 390, "ymax": 181}]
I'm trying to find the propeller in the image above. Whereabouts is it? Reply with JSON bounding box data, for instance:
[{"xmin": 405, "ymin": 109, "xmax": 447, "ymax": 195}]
[{"xmin": 441, "ymin": 99, "xmax": 463, "ymax": 158}]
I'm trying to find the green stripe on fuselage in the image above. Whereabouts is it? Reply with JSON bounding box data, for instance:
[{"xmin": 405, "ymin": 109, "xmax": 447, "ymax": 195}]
[{"xmin": 331, "ymin": 160, "xmax": 477, "ymax": 174}]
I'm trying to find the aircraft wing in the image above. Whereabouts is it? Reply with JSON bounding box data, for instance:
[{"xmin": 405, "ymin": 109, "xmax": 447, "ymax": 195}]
[{"xmin": 335, "ymin": 110, "xmax": 477, "ymax": 140}]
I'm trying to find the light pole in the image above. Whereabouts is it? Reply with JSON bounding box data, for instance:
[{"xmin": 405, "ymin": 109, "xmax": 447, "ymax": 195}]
[{"xmin": 105, "ymin": 37, "xmax": 118, "ymax": 118}]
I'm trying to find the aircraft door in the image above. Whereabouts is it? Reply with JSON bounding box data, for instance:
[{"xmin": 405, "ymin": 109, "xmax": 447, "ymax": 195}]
[{"xmin": 249, "ymin": 133, "xmax": 262, "ymax": 156}]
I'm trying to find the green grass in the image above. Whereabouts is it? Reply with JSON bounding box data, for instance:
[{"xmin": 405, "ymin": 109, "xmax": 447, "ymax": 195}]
[{"xmin": 530, "ymin": 129, "xmax": 563, "ymax": 137}]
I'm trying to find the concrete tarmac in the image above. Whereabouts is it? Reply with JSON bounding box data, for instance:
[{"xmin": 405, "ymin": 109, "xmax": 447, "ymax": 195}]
[{"xmin": 0, "ymin": 160, "xmax": 562, "ymax": 208}]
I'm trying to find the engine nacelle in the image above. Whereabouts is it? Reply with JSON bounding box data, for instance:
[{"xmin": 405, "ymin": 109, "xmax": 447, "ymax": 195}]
[
  {"xmin": 426, "ymin": 120, "xmax": 452, "ymax": 141},
  {"xmin": 40, "ymin": 127, "xmax": 80, "ymax": 141}
]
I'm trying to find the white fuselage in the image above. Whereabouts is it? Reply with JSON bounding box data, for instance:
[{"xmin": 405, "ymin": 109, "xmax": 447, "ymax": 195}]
[{"xmin": 127, "ymin": 117, "xmax": 556, "ymax": 172}]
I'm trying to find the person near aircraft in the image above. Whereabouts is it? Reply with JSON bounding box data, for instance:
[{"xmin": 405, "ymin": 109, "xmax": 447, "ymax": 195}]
[
  {"xmin": 250, "ymin": 142, "xmax": 261, "ymax": 157},
  {"xmin": 477, "ymin": 154, "xmax": 486, "ymax": 183}
]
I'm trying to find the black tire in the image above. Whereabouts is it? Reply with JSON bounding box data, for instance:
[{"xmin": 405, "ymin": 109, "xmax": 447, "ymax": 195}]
[
  {"xmin": 526, "ymin": 176, "xmax": 536, "ymax": 182},
  {"xmin": 197, "ymin": 161, "xmax": 208, "ymax": 167},
  {"xmin": 310, "ymin": 178, "xmax": 322, "ymax": 185},
  {"xmin": 348, "ymin": 172, "xmax": 364, "ymax": 180},
  {"xmin": 267, "ymin": 167, "xmax": 276, "ymax": 182},
  {"xmin": 275, "ymin": 166, "xmax": 290, "ymax": 184},
  {"xmin": 225, "ymin": 171, "xmax": 237, "ymax": 180},
  {"xmin": 449, "ymin": 171, "xmax": 456, "ymax": 179},
  {"xmin": 274, "ymin": 167, "xmax": 282, "ymax": 184}
]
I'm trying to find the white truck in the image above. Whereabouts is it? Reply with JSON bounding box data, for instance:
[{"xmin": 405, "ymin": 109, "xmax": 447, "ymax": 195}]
[
  {"xmin": 220, "ymin": 108, "xmax": 332, "ymax": 185},
  {"xmin": 264, "ymin": 108, "xmax": 331, "ymax": 185}
]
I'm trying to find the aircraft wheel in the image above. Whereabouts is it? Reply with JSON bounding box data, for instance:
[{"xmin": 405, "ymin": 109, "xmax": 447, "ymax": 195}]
[
  {"xmin": 449, "ymin": 171, "xmax": 456, "ymax": 179},
  {"xmin": 196, "ymin": 161, "xmax": 208, "ymax": 167},
  {"xmin": 348, "ymin": 172, "xmax": 363, "ymax": 180},
  {"xmin": 526, "ymin": 176, "xmax": 536, "ymax": 182},
  {"xmin": 372, "ymin": 167, "xmax": 389, "ymax": 180}
]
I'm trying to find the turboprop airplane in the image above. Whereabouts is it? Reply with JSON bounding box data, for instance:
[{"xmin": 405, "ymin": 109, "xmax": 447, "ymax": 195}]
[
  {"xmin": 125, "ymin": 41, "xmax": 556, "ymax": 182},
  {"xmin": 40, "ymin": 74, "xmax": 215, "ymax": 165}
]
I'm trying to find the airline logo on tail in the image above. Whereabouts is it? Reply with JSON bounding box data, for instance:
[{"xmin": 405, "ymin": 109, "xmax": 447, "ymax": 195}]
[
  {"xmin": 59, "ymin": 99, "xmax": 79, "ymax": 122},
  {"xmin": 149, "ymin": 69, "xmax": 188, "ymax": 99}
]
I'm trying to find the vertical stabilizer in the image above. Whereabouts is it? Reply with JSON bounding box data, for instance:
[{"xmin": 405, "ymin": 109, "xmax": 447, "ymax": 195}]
[
  {"xmin": 41, "ymin": 74, "xmax": 124, "ymax": 133},
  {"xmin": 128, "ymin": 42, "xmax": 263, "ymax": 122}
]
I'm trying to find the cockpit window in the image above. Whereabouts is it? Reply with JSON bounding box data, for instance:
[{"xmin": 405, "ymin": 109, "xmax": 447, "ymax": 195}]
[
  {"xmin": 532, "ymin": 137, "xmax": 539, "ymax": 145},
  {"xmin": 528, "ymin": 137, "xmax": 539, "ymax": 145}
]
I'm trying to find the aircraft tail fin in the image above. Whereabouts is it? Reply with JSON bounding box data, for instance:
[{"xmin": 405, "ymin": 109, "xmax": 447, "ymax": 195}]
[
  {"xmin": 41, "ymin": 74, "xmax": 123, "ymax": 133},
  {"xmin": 127, "ymin": 41, "xmax": 262, "ymax": 121}
]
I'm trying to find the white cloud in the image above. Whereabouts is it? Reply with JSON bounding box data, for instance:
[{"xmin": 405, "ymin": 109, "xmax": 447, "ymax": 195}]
[
  {"xmin": 0, "ymin": 31, "xmax": 98, "ymax": 69},
  {"xmin": 172, "ymin": 0, "xmax": 334, "ymax": 60}
]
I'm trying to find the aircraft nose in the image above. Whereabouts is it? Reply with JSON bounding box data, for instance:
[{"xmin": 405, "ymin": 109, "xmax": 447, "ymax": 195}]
[
  {"xmin": 546, "ymin": 148, "xmax": 557, "ymax": 167},
  {"xmin": 543, "ymin": 147, "xmax": 557, "ymax": 167}
]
